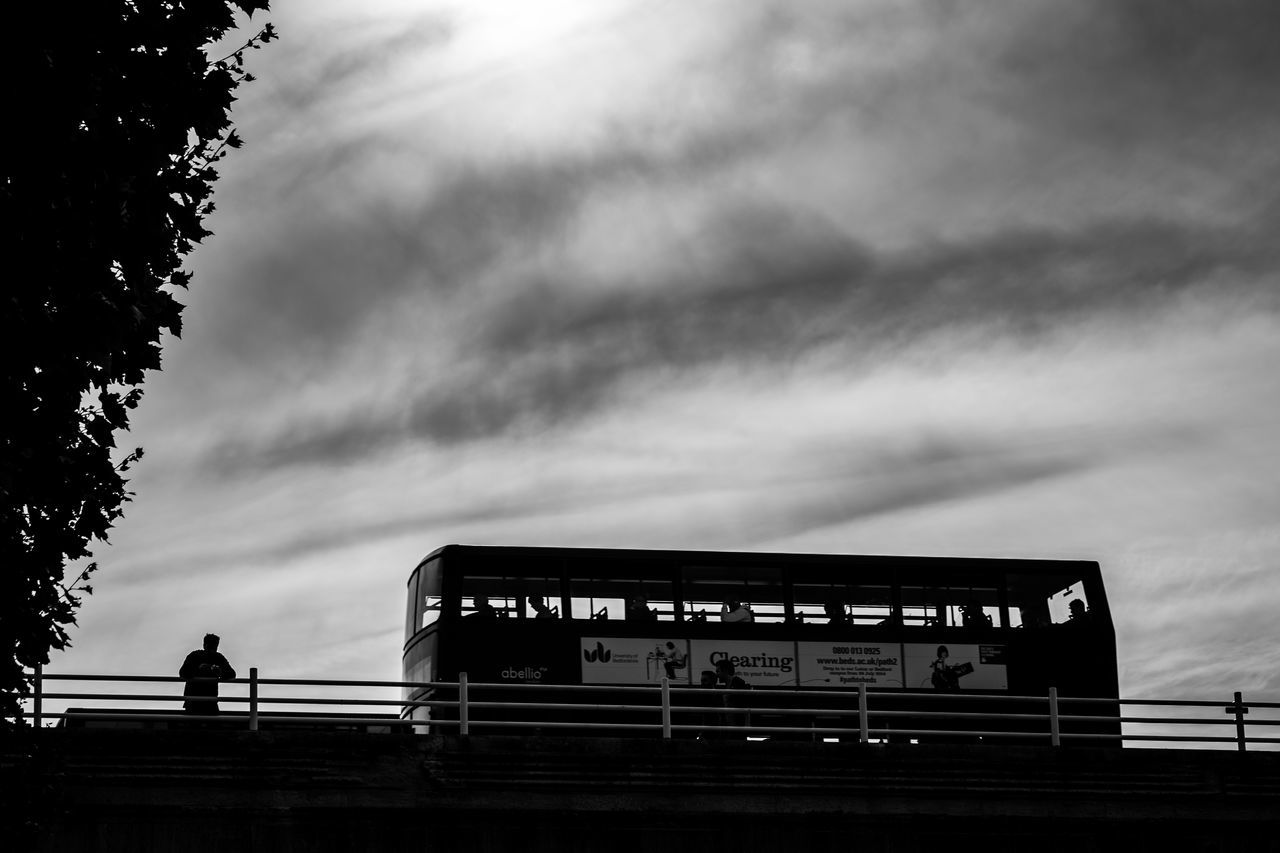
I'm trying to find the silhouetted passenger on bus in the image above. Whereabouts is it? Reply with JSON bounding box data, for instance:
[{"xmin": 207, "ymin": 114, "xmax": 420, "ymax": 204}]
[
  {"xmin": 1068, "ymin": 598, "xmax": 1089, "ymax": 623},
  {"xmin": 626, "ymin": 595, "xmax": 657, "ymax": 622},
  {"xmin": 179, "ymin": 633, "xmax": 236, "ymax": 716},
  {"xmin": 824, "ymin": 597, "xmax": 851, "ymax": 625},
  {"xmin": 528, "ymin": 595, "xmax": 556, "ymax": 619},
  {"xmin": 962, "ymin": 600, "xmax": 992, "ymax": 628},
  {"xmin": 879, "ymin": 606, "xmax": 903, "ymax": 627},
  {"xmin": 469, "ymin": 595, "xmax": 497, "ymax": 619},
  {"xmin": 721, "ymin": 599, "xmax": 754, "ymax": 623}
]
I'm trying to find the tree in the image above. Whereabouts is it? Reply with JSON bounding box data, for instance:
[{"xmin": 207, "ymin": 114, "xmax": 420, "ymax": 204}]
[{"xmin": 1, "ymin": 1, "xmax": 276, "ymax": 723}]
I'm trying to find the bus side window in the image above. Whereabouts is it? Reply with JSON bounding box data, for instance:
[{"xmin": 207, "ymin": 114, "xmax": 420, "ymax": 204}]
[
  {"xmin": 460, "ymin": 575, "xmax": 519, "ymax": 620},
  {"xmin": 901, "ymin": 579, "xmax": 1002, "ymax": 629},
  {"xmin": 568, "ymin": 575, "xmax": 675, "ymax": 621},
  {"xmin": 524, "ymin": 577, "xmax": 562, "ymax": 619},
  {"xmin": 792, "ymin": 581, "xmax": 892, "ymax": 625},
  {"xmin": 899, "ymin": 585, "xmax": 940, "ymax": 628},
  {"xmin": 683, "ymin": 565, "xmax": 785, "ymax": 623},
  {"xmin": 1007, "ymin": 573, "xmax": 1088, "ymax": 627},
  {"xmin": 949, "ymin": 584, "xmax": 1001, "ymax": 628},
  {"xmin": 569, "ymin": 578, "xmax": 623, "ymax": 620},
  {"xmin": 1049, "ymin": 581, "xmax": 1089, "ymax": 624},
  {"xmin": 418, "ymin": 558, "xmax": 443, "ymax": 629},
  {"xmin": 406, "ymin": 568, "xmax": 421, "ymax": 641}
]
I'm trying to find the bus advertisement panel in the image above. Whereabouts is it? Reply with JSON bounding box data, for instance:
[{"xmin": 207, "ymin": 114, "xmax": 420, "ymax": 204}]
[
  {"xmin": 580, "ymin": 637, "xmax": 692, "ymax": 685},
  {"xmin": 903, "ymin": 643, "xmax": 1008, "ymax": 691},
  {"xmin": 688, "ymin": 640, "xmax": 797, "ymax": 688},
  {"xmin": 796, "ymin": 642, "xmax": 904, "ymax": 688}
]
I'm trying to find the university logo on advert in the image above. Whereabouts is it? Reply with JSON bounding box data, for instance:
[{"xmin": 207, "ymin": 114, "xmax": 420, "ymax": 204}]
[
  {"xmin": 580, "ymin": 637, "xmax": 690, "ymax": 685},
  {"xmin": 583, "ymin": 641, "xmax": 613, "ymax": 663}
]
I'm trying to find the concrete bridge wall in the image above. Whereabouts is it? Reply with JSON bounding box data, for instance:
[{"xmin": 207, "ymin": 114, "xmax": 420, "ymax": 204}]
[{"xmin": 3, "ymin": 730, "xmax": 1277, "ymax": 852}]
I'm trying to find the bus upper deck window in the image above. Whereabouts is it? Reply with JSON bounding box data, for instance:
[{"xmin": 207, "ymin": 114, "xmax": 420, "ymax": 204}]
[
  {"xmin": 1007, "ymin": 573, "xmax": 1089, "ymax": 627},
  {"xmin": 460, "ymin": 575, "xmax": 521, "ymax": 620},
  {"xmin": 900, "ymin": 578, "xmax": 1002, "ymax": 629},
  {"xmin": 523, "ymin": 577, "xmax": 563, "ymax": 619},
  {"xmin": 417, "ymin": 558, "xmax": 443, "ymax": 630},
  {"xmin": 1048, "ymin": 580, "xmax": 1089, "ymax": 625},
  {"xmin": 793, "ymin": 582, "xmax": 892, "ymax": 625},
  {"xmin": 568, "ymin": 575, "xmax": 675, "ymax": 621},
  {"xmin": 405, "ymin": 567, "xmax": 420, "ymax": 641},
  {"xmin": 683, "ymin": 565, "xmax": 785, "ymax": 624}
]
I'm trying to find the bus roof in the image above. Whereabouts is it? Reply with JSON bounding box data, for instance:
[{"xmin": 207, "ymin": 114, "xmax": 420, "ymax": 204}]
[{"xmin": 416, "ymin": 543, "xmax": 1102, "ymax": 575}]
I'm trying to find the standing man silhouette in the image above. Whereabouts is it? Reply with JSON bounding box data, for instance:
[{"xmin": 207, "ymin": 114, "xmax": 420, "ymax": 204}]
[{"xmin": 179, "ymin": 633, "xmax": 236, "ymax": 716}]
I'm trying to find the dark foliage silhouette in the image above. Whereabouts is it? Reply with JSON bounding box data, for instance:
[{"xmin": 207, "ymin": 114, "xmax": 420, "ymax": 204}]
[{"xmin": 1, "ymin": 1, "xmax": 275, "ymax": 724}]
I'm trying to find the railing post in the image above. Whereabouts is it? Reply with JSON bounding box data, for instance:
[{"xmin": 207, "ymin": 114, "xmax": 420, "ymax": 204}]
[
  {"xmin": 459, "ymin": 672, "xmax": 469, "ymax": 736},
  {"xmin": 858, "ymin": 683, "xmax": 869, "ymax": 744},
  {"xmin": 661, "ymin": 677, "xmax": 672, "ymax": 739},
  {"xmin": 1049, "ymin": 687, "xmax": 1061, "ymax": 747},
  {"xmin": 248, "ymin": 667, "xmax": 259, "ymax": 732},
  {"xmin": 33, "ymin": 662, "xmax": 43, "ymax": 729},
  {"xmin": 1225, "ymin": 691, "xmax": 1249, "ymax": 752}
]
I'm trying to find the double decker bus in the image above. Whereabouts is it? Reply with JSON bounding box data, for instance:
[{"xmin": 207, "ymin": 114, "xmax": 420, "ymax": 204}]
[{"xmin": 402, "ymin": 545, "xmax": 1119, "ymax": 741}]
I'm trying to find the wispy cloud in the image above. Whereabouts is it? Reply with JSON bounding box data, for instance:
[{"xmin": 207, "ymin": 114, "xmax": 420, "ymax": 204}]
[{"xmin": 202, "ymin": 202, "xmax": 1279, "ymax": 472}]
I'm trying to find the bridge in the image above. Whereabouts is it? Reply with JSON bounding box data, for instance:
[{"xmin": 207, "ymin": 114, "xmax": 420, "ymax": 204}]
[{"xmin": 3, "ymin": 672, "xmax": 1278, "ymax": 851}]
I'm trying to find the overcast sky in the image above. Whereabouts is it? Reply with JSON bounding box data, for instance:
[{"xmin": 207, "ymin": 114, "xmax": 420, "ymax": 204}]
[{"xmin": 53, "ymin": 0, "xmax": 1280, "ymax": 703}]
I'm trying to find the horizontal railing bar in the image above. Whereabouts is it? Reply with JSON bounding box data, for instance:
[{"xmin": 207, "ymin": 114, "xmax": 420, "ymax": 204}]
[
  {"xmin": 40, "ymin": 696, "xmax": 443, "ymax": 710},
  {"xmin": 441, "ymin": 722, "xmax": 1042, "ymax": 740},
  {"xmin": 763, "ymin": 707, "xmax": 1052, "ymax": 722},
  {"xmin": 1116, "ymin": 716, "xmax": 1252, "ymax": 726},
  {"xmin": 673, "ymin": 726, "xmax": 909, "ymax": 738},
  {"xmin": 30, "ymin": 673, "xmax": 1280, "ymax": 709},
  {"xmin": 669, "ymin": 688, "xmax": 1059, "ymax": 703},
  {"xmin": 240, "ymin": 696, "xmax": 420, "ymax": 707},
  {"xmin": 853, "ymin": 728, "xmax": 1056, "ymax": 739},
  {"xmin": 36, "ymin": 700, "xmax": 1278, "ymax": 726},
  {"xmin": 31, "ymin": 672, "xmax": 1280, "ymax": 706},
  {"xmin": 28, "ymin": 700, "xmax": 1278, "ymax": 727},
  {"xmin": 462, "ymin": 721, "xmax": 1053, "ymax": 740},
  {"xmin": 1111, "ymin": 698, "xmax": 1280, "ymax": 709},
  {"xmin": 36, "ymin": 674, "xmax": 457, "ymax": 690},
  {"xmin": 464, "ymin": 719, "xmax": 662, "ymax": 731},
  {"xmin": 1109, "ymin": 734, "xmax": 1239, "ymax": 743},
  {"xmin": 22, "ymin": 711, "xmax": 1280, "ymax": 746},
  {"xmin": 466, "ymin": 701, "xmax": 665, "ymax": 713},
  {"xmin": 39, "ymin": 692, "xmax": 246, "ymax": 703},
  {"xmin": 425, "ymin": 701, "xmax": 1054, "ymax": 722},
  {"xmin": 39, "ymin": 702, "xmax": 1046, "ymax": 723},
  {"xmin": 28, "ymin": 711, "xmax": 226, "ymax": 723},
  {"xmin": 463, "ymin": 685, "xmax": 1275, "ymax": 711},
  {"xmin": 35, "ymin": 697, "xmax": 1272, "ymax": 725},
  {"xmin": 461, "ymin": 682, "xmax": 1061, "ymax": 703},
  {"xmin": 33, "ymin": 696, "xmax": 1273, "ymax": 726},
  {"xmin": 35, "ymin": 713, "xmax": 427, "ymax": 727},
  {"xmin": 38, "ymin": 674, "xmax": 204, "ymax": 683},
  {"xmin": 256, "ymin": 677, "xmax": 453, "ymax": 689},
  {"xmin": 37, "ymin": 709, "xmax": 1280, "ymax": 745}
]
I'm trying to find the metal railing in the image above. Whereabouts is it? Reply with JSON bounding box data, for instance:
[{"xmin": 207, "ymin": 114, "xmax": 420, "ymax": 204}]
[{"xmin": 12, "ymin": 667, "xmax": 1280, "ymax": 751}]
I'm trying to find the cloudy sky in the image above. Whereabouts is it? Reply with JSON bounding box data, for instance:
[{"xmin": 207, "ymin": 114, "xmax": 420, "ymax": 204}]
[{"xmin": 54, "ymin": 0, "xmax": 1280, "ymax": 703}]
